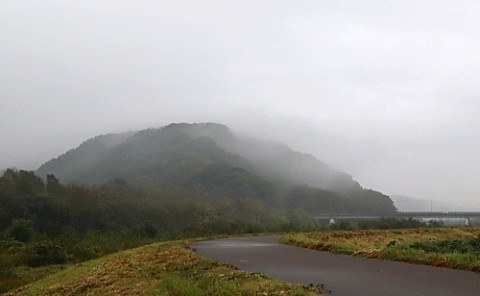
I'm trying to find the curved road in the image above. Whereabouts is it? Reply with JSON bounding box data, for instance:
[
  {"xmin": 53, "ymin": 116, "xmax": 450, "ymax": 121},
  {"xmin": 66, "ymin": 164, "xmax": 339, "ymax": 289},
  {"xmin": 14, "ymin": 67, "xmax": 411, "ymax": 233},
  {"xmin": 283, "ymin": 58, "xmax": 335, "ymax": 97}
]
[{"xmin": 190, "ymin": 236, "xmax": 480, "ymax": 296}]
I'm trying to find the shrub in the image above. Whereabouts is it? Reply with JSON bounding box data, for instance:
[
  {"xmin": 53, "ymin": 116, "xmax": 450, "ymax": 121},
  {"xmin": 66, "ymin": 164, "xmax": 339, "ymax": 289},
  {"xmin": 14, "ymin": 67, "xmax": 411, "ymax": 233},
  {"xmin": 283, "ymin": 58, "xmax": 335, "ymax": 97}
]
[
  {"xmin": 409, "ymin": 236, "xmax": 480, "ymax": 257},
  {"xmin": 28, "ymin": 242, "xmax": 65, "ymax": 267},
  {"xmin": 5, "ymin": 219, "xmax": 34, "ymax": 243}
]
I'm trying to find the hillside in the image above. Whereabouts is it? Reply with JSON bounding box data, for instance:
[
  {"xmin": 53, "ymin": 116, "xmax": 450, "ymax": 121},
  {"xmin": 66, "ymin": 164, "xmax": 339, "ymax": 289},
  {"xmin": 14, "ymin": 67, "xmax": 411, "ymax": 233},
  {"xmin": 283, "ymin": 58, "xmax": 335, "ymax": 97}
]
[{"xmin": 37, "ymin": 123, "xmax": 396, "ymax": 215}]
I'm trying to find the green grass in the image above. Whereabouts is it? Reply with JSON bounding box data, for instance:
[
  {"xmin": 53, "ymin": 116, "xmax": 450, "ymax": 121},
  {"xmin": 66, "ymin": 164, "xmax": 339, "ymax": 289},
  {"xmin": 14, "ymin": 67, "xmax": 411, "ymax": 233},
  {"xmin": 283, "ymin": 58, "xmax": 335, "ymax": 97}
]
[
  {"xmin": 280, "ymin": 227, "xmax": 480, "ymax": 271},
  {"xmin": 0, "ymin": 265, "xmax": 65, "ymax": 295},
  {"xmin": 3, "ymin": 240, "xmax": 320, "ymax": 296}
]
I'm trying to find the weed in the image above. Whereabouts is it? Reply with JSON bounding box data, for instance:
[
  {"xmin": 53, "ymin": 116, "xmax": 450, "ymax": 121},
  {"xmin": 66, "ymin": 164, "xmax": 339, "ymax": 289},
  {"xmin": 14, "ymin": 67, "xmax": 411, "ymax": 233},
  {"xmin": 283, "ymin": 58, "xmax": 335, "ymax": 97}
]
[
  {"xmin": 281, "ymin": 227, "xmax": 480, "ymax": 272},
  {"xmin": 4, "ymin": 241, "xmax": 320, "ymax": 296}
]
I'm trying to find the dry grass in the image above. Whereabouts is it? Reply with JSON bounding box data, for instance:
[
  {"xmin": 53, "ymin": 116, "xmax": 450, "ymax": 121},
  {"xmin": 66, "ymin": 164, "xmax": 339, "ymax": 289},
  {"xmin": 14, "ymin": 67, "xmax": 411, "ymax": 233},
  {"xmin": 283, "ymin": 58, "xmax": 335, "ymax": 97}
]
[
  {"xmin": 281, "ymin": 227, "xmax": 480, "ymax": 271},
  {"xmin": 4, "ymin": 241, "xmax": 320, "ymax": 296}
]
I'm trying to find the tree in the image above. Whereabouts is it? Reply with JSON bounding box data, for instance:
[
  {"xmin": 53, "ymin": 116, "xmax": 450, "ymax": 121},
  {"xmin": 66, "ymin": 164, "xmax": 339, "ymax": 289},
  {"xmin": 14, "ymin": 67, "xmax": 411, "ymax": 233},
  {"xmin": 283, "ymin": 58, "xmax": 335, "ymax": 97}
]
[
  {"xmin": 5, "ymin": 219, "xmax": 34, "ymax": 243},
  {"xmin": 0, "ymin": 168, "xmax": 19, "ymax": 196},
  {"xmin": 46, "ymin": 174, "xmax": 64, "ymax": 195},
  {"xmin": 0, "ymin": 169, "xmax": 44, "ymax": 196}
]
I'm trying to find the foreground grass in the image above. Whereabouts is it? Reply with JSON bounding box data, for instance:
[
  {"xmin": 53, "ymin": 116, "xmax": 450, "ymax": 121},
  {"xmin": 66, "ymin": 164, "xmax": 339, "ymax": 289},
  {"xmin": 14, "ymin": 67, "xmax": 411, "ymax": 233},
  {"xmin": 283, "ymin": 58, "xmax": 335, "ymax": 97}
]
[
  {"xmin": 0, "ymin": 266, "xmax": 66, "ymax": 295},
  {"xmin": 281, "ymin": 227, "xmax": 480, "ymax": 272},
  {"xmin": 4, "ymin": 240, "xmax": 319, "ymax": 296}
]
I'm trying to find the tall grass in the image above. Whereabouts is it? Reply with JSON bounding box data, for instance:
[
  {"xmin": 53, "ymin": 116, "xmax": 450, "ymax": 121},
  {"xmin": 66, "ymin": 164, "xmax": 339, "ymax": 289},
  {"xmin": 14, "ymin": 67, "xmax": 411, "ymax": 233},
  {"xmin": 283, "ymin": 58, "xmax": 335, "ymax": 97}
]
[
  {"xmin": 281, "ymin": 227, "xmax": 480, "ymax": 272},
  {"xmin": 4, "ymin": 241, "xmax": 320, "ymax": 296}
]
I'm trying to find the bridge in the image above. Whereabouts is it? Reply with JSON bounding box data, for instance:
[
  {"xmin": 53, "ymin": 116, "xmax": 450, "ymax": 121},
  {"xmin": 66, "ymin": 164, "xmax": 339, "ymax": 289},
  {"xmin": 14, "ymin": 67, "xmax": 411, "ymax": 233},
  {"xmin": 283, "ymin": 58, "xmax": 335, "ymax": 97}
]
[
  {"xmin": 314, "ymin": 211, "xmax": 480, "ymax": 222},
  {"xmin": 395, "ymin": 211, "xmax": 480, "ymax": 219}
]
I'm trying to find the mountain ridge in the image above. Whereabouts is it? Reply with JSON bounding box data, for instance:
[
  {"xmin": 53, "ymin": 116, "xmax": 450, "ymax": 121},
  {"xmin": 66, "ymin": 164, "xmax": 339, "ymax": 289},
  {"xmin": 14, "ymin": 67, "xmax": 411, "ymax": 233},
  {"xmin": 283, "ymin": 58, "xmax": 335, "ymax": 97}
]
[{"xmin": 37, "ymin": 122, "xmax": 396, "ymax": 214}]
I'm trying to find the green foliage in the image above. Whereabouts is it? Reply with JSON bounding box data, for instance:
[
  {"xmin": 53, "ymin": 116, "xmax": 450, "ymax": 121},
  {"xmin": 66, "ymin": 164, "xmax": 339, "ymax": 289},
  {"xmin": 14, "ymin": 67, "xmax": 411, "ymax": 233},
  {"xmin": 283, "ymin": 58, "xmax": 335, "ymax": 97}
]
[
  {"xmin": 45, "ymin": 174, "xmax": 64, "ymax": 195},
  {"xmin": 11, "ymin": 241, "xmax": 318, "ymax": 296},
  {"xmin": 28, "ymin": 242, "xmax": 65, "ymax": 267},
  {"xmin": 133, "ymin": 222, "xmax": 158, "ymax": 238},
  {"xmin": 329, "ymin": 221, "xmax": 354, "ymax": 231},
  {"xmin": 409, "ymin": 235, "xmax": 480, "ymax": 257},
  {"xmin": 0, "ymin": 169, "xmax": 45, "ymax": 196},
  {"xmin": 286, "ymin": 185, "xmax": 396, "ymax": 215},
  {"xmin": 0, "ymin": 169, "xmax": 313, "ymax": 264},
  {"xmin": 35, "ymin": 123, "xmax": 397, "ymax": 215},
  {"xmin": 0, "ymin": 239, "xmax": 31, "ymax": 279},
  {"xmin": 358, "ymin": 218, "xmax": 426, "ymax": 230},
  {"xmin": 189, "ymin": 164, "xmax": 273, "ymax": 200},
  {"xmin": 282, "ymin": 228, "xmax": 480, "ymax": 272},
  {"xmin": 5, "ymin": 219, "xmax": 34, "ymax": 243},
  {"xmin": 0, "ymin": 167, "xmax": 317, "ymax": 293}
]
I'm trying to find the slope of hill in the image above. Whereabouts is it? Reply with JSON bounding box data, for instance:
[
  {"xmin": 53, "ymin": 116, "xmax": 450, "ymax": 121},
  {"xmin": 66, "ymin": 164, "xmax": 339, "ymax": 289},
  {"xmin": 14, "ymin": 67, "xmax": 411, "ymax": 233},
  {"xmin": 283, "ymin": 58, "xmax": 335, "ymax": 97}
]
[{"xmin": 37, "ymin": 123, "xmax": 396, "ymax": 214}]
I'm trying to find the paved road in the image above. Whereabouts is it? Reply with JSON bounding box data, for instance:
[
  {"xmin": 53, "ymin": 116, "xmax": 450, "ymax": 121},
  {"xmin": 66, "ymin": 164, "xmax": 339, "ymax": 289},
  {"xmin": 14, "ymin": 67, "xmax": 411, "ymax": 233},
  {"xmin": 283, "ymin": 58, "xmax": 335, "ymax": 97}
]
[{"xmin": 190, "ymin": 236, "xmax": 480, "ymax": 296}]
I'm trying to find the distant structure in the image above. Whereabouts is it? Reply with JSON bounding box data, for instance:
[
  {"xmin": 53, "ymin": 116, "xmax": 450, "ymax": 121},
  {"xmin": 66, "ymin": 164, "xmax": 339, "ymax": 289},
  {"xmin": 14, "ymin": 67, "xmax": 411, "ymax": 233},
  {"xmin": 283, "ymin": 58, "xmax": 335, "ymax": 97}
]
[{"xmin": 314, "ymin": 212, "xmax": 480, "ymax": 226}]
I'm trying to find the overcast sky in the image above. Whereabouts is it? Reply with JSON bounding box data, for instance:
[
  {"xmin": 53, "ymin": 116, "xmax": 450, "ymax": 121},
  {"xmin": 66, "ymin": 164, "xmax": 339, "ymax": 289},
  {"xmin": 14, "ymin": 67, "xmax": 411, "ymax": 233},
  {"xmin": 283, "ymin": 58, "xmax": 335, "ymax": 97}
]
[{"xmin": 1, "ymin": 1, "xmax": 479, "ymax": 208}]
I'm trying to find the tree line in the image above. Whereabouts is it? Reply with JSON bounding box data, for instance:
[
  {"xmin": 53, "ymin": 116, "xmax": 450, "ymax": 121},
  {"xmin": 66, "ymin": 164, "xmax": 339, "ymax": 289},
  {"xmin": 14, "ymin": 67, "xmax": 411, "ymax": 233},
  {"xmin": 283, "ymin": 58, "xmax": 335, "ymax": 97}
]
[{"xmin": 0, "ymin": 169, "xmax": 314, "ymax": 276}]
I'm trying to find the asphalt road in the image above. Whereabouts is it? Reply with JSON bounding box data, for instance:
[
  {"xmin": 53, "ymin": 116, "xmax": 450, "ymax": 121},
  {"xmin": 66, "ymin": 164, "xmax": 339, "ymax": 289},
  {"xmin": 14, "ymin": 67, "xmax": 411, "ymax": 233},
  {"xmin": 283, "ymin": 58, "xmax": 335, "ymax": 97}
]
[{"xmin": 190, "ymin": 236, "xmax": 480, "ymax": 296}]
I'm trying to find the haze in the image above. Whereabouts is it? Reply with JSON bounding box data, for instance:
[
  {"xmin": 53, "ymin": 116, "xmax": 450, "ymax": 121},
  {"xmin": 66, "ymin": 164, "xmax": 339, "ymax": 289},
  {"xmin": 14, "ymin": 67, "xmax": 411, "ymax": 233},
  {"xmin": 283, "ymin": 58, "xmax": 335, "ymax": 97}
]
[{"xmin": 1, "ymin": 1, "xmax": 479, "ymax": 209}]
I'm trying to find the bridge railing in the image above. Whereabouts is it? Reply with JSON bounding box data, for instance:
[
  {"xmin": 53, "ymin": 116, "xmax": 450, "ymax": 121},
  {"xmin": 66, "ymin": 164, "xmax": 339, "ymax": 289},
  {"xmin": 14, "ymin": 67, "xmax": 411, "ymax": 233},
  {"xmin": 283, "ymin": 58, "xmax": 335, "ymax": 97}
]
[{"xmin": 314, "ymin": 211, "xmax": 480, "ymax": 220}]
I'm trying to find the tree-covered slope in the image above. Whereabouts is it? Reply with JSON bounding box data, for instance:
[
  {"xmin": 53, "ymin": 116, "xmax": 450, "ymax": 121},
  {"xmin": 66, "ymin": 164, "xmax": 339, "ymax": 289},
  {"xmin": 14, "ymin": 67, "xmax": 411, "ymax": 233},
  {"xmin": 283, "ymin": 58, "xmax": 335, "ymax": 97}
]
[
  {"xmin": 38, "ymin": 124, "xmax": 268, "ymax": 200},
  {"xmin": 37, "ymin": 122, "xmax": 396, "ymax": 214}
]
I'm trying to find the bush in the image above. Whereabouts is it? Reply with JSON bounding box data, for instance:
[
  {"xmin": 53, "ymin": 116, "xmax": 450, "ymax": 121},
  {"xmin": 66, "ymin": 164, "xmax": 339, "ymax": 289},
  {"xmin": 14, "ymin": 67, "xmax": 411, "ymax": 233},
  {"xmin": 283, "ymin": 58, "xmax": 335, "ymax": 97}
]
[
  {"xmin": 358, "ymin": 218, "xmax": 426, "ymax": 230},
  {"xmin": 0, "ymin": 239, "xmax": 31, "ymax": 271},
  {"xmin": 5, "ymin": 219, "xmax": 34, "ymax": 243},
  {"xmin": 330, "ymin": 221, "xmax": 353, "ymax": 231},
  {"xmin": 410, "ymin": 236, "xmax": 480, "ymax": 257},
  {"xmin": 28, "ymin": 242, "xmax": 65, "ymax": 267},
  {"xmin": 133, "ymin": 222, "xmax": 158, "ymax": 238}
]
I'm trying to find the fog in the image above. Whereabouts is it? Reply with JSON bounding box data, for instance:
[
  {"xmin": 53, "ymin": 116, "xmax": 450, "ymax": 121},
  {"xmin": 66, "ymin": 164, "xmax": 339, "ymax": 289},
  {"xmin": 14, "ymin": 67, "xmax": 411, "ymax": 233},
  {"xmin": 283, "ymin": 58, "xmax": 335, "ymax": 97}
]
[{"xmin": 1, "ymin": 1, "xmax": 480, "ymax": 209}]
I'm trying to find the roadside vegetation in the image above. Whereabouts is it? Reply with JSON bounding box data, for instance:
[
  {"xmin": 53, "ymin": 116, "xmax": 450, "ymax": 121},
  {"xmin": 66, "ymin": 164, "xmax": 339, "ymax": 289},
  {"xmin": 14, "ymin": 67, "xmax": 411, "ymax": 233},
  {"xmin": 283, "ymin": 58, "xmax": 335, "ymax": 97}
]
[
  {"xmin": 280, "ymin": 227, "xmax": 480, "ymax": 272},
  {"xmin": 3, "ymin": 166, "xmax": 475, "ymax": 294},
  {"xmin": 0, "ymin": 169, "xmax": 315, "ymax": 293},
  {"xmin": 4, "ymin": 240, "xmax": 319, "ymax": 296}
]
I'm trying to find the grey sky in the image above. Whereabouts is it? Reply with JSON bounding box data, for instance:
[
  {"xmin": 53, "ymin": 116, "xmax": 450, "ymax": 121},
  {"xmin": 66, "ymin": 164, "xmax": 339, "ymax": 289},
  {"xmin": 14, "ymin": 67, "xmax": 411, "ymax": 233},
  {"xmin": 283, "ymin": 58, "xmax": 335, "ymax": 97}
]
[{"xmin": 1, "ymin": 1, "xmax": 480, "ymax": 208}]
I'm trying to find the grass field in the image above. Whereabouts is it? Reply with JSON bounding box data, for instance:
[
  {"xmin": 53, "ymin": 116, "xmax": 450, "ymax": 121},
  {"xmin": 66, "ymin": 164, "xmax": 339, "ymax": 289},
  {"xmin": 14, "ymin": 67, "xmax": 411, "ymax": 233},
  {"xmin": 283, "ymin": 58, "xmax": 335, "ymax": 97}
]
[
  {"xmin": 280, "ymin": 227, "xmax": 480, "ymax": 272},
  {"xmin": 3, "ymin": 240, "xmax": 319, "ymax": 296}
]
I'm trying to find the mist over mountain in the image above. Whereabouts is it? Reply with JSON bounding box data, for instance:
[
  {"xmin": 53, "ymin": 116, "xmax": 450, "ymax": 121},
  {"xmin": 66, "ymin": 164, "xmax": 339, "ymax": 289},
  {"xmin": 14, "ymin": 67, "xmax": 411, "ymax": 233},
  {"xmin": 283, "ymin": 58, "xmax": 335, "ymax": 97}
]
[
  {"xmin": 37, "ymin": 123, "xmax": 395, "ymax": 214},
  {"xmin": 390, "ymin": 195, "xmax": 474, "ymax": 212}
]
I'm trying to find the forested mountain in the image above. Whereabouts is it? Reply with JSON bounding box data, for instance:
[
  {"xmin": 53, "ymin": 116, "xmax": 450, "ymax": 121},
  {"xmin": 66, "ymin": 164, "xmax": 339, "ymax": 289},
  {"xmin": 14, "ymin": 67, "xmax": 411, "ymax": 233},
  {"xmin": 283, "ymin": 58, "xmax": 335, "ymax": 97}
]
[
  {"xmin": 37, "ymin": 123, "xmax": 396, "ymax": 215},
  {"xmin": 1, "ymin": 123, "xmax": 396, "ymax": 288}
]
